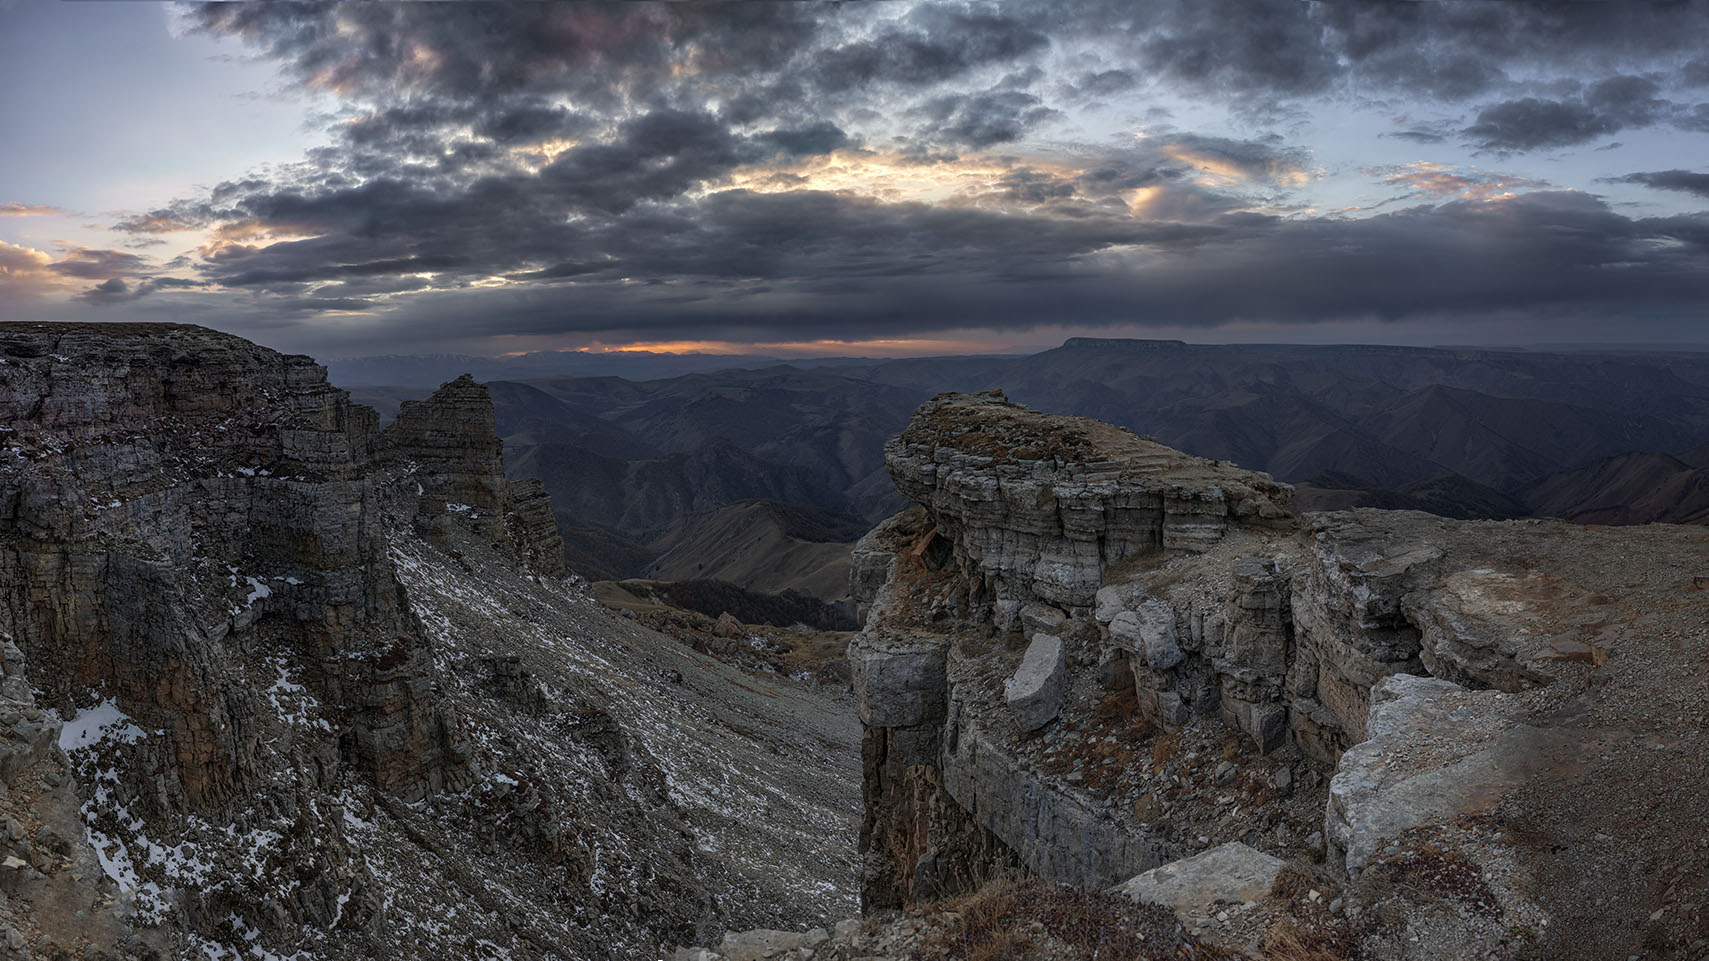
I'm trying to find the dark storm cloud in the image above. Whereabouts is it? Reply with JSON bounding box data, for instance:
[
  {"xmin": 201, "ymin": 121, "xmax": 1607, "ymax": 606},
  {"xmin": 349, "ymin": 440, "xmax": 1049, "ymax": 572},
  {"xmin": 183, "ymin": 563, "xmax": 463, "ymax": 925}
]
[
  {"xmin": 47, "ymin": 248, "xmax": 147, "ymax": 280},
  {"xmin": 77, "ymin": 278, "xmax": 131, "ymax": 303},
  {"xmin": 916, "ymin": 90, "xmax": 1060, "ymax": 147},
  {"xmin": 163, "ymin": 186, "xmax": 1709, "ymax": 354},
  {"xmin": 152, "ymin": 125, "xmax": 1295, "ymax": 300},
  {"xmin": 75, "ymin": 274, "xmax": 210, "ymax": 305},
  {"xmin": 192, "ymin": 3, "xmax": 820, "ymax": 105},
  {"xmin": 757, "ymin": 122, "xmax": 851, "ymax": 157},
  {"xmin": 1614, "ymin": 170, "xmax": 1709, "ymax": 200},
  {"xmin": 98, "ymin": 0, "xmax": 1707, "ymax": 352},
  {"xmin": 1464, "ymin": 99, "xmax": 1617, "ymax": 151},
  {"xmin": 805, "ymin": 5, "xmax": 1047, "ymax": 94},
  {"xmin": 265, "ymin": 189, "xmax": 1698, "ymax": 355},
  {"xmin": 1463, "ymin": 77, "xmax": 1672, "ymax": 152}
]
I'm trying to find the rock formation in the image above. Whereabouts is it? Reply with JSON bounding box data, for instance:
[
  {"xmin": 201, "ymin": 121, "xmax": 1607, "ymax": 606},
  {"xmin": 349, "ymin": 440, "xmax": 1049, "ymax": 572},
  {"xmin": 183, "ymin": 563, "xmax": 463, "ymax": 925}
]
[
  {"xmin": 0, "ymin": 322, "xmax": 471, "ymax": 807},
  {"xmin": 882, "ymin": 390, "xmax": 1292, "ymax": 622},
  {"xmin": 0, "ymin": 324, "xmax": 861, "ymax": 961},
  {"xmin": 381, "ymin": 372, "xmax": 565, "ymax": 575},
  {"xmin": 848, "ymin": 389, "xmax": 1709, "ymax": 959}
]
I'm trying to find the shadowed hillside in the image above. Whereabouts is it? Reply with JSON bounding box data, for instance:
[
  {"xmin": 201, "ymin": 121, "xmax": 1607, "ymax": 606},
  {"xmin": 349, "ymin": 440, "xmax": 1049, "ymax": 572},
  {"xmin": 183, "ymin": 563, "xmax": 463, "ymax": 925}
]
[{"xmin": 352, "ymin": 340, "xmax": 1709, "ymax": 597}]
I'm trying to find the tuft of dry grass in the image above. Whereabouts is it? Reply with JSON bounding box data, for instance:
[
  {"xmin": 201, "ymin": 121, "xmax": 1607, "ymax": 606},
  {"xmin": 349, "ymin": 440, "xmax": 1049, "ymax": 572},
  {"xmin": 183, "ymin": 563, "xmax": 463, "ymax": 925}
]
[
  {"xmin": 1260, "ymin": 918, "xmax": 1356, "ymax": 961},
  {"xmin": 1381, "ymin": 838, "xmax": 1503, "ymax": 919},
  {"xmin": 1151, "ymin": 732, "xmax": 1182, "ymax": 769},
  {"xmin": 1267, "ymin": 861, "xmax": 1316, "ymax": 901},
  {"xmin": 911, "ymin": 879, "xmax": 1236, "ymax": 961}
]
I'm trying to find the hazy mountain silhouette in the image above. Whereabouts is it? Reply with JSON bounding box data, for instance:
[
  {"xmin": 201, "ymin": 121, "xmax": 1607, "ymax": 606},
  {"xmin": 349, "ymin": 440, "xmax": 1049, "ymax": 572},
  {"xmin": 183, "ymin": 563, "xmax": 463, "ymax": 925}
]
[{"xmin": 351, "ymin": 339, "xmax": 1709, "ymax": 593}]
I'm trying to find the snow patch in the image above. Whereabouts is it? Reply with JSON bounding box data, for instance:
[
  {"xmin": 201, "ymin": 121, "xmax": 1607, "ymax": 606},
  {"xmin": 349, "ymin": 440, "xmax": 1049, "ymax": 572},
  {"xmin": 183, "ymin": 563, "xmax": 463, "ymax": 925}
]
[{"xmin": 58, "ymin": 700, "xmax": 147, "ymax": 752}]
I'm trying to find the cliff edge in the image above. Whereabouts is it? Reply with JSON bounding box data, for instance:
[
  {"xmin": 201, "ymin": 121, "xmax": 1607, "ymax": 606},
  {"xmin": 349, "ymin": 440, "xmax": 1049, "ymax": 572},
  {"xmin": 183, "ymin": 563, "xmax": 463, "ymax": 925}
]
[{"xmin": 848, "ymin": 390, "xmax": 1709, "ymax": 960}]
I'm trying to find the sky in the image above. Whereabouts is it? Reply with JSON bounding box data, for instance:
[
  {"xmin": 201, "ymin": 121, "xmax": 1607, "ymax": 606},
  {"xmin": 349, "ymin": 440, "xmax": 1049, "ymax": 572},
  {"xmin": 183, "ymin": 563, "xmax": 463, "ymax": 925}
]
[{"xmin": 2, "ymin": 0, "xmax": 1708, "ymax": 360}]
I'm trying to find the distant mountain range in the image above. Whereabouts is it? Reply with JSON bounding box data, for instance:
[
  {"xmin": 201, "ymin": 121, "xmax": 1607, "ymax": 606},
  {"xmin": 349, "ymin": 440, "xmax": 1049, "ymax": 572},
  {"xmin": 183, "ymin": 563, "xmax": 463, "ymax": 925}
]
[
  {"xmin": 325, "ymin": 349, "xmax": 933, "ymax": 388},
  {"xmin": 349, "ymin": 339, "xmax": 1709, "ymax": 598}
]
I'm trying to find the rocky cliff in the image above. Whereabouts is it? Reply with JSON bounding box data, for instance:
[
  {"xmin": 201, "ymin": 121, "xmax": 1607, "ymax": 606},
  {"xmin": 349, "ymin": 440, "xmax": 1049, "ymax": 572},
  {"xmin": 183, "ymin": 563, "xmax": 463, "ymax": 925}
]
[
  {"xmin": 0, "ymin": 324, "xmax": 860, "ymax": 961},
  {"xmin": 849, "ymin": 390, "xmax": 1709, "ymax": 960}
]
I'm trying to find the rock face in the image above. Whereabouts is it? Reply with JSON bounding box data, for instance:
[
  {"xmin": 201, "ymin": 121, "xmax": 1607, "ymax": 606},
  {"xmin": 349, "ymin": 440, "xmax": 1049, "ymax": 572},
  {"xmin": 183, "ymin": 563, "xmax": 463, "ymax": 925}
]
[
  {"xmin": 0, "ymin": 322, "xmax": 470, "ymax": 807},
  {"xmin": 883, "ymin": 391, "xmax": 1292, "ymax": 624},
  {"xmin": 1003, "ymin": 633, "xmax": 1065, "ymax": 732},
  {"xmin": 0, "ymin": 323, "xmax": 863, "ymax": 961},
  {"xmin": 850, "ymin": 389, "xmax": 1709, "ymax": 960}
]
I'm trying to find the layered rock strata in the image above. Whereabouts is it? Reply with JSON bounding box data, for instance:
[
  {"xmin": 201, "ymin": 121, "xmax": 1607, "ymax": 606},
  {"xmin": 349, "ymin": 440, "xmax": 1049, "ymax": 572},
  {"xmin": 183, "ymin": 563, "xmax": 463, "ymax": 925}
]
[
  {"xmin": 0, "ymin": 323, "xmax": 470, "ymax": 806},
  {"xmin": 851, "ymin": 390, "xmax": 1709, "ymax": 960},
  {"xmin": 0, "ymin": 324, "xmax": 850, "ymax": 960},
  {"xmin": 882, "ymin": 390, "xmax": 1292, "ymax": 622},
  {"xmin": 852, "ymin": 393, "xmax": 1298, "ymax": 909}
]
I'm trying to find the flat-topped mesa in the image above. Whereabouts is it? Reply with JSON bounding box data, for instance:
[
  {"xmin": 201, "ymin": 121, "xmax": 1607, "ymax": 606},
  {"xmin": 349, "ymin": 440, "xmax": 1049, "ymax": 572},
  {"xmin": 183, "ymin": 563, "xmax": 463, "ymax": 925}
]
[{"xmin": 883, "ymin": 390, "xmax": 1293, "ymax": 615}]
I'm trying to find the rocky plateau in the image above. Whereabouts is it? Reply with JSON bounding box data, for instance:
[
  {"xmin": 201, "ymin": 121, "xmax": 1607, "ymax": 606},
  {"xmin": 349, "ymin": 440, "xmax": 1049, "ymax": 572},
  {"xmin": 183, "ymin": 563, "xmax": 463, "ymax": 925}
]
[
  {"xmin": 2, "ymin": 327, "xmax": 1706, "ymax": 961},
  {"xmin": 830, "ymin": 389, "xmax": 1709, "ymax": 961}
]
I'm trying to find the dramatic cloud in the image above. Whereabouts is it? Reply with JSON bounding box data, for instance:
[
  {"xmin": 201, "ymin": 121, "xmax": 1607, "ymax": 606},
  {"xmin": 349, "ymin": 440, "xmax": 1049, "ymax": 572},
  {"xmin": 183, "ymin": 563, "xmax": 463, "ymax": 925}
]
[
  {"xmin": 1614, "ymin": 170, "xmax": 1709, "ymax": 200},
  {"xmin": 0, "ymin": 241, "xmax": 54, "ymax": 281},
  {"xmin": 12, "ymin": 0, "xmax": 1709, "ymax": 352}
]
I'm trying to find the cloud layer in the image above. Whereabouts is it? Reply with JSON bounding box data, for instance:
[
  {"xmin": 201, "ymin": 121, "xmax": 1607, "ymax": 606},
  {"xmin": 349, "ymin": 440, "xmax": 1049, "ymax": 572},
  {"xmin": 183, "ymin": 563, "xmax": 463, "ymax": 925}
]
[{"xmin": 12, "ymin": 0, "xmax": 1709, "ymax": 352}]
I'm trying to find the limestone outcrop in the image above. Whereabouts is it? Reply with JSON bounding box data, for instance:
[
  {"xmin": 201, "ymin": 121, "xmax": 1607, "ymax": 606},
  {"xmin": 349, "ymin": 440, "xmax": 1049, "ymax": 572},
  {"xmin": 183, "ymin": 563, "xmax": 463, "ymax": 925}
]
[
  {"xmin": 381, "ymin": 373, "xmax": 565, "ymax": 575},
  {"xmin": 882, "ymin": 391, "xmax": 1292, "ymax": 624},
  {"xmin": 0, "ymin": 322, "xmax": 471, "ymax": 806},
  {"xmin": 850, "ymin": 389, "xmax": 1709, "ymax": 960},
  {"xmin": 0, "ymin": 324, "xmax": 860, "ymax": 961}
]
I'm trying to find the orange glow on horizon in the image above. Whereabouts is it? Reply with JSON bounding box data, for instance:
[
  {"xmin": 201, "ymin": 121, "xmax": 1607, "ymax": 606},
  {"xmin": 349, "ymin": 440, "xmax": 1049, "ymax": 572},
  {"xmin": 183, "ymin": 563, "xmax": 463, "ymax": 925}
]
[{"xmin": 502, "ymin": 336, "xmax": 1011, "ymax": 358}]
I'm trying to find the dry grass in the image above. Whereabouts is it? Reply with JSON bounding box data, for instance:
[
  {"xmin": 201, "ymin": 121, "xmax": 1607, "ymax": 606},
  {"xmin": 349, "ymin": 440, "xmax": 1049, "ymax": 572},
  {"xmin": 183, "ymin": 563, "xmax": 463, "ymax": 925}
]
[
  {"xmin": 1267, "ymin": 862, "xmax": 1316, "ymax": 901},
  {"xmin": 1380, "ymin": 838, "xmax": 1503, "ymax": 919},
  {"xmin": 1039, "ymin": 687, "xmax": 1153, "ymax": 792},
  {"xmin": 1151, "ymin": 732, "xmax": 1182, "ymax": 768},
  {"xmin": 910, "ymin": 879, "xmax": 1235, "ymax": 961},
  {"xmin": 1259, "ymin": 918, "xmax": 1356, "ymax": 961},
  {"xmin": 1260, "ymin": 857, "xmax": 1356, "ymax": 960}
]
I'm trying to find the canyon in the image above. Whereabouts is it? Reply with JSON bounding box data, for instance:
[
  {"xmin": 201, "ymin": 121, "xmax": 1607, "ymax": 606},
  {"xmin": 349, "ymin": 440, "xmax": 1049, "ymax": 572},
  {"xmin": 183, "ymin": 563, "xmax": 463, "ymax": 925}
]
[{"xmin": 1, "ymin": 324, "xmax": 1706, "ymax": 960}]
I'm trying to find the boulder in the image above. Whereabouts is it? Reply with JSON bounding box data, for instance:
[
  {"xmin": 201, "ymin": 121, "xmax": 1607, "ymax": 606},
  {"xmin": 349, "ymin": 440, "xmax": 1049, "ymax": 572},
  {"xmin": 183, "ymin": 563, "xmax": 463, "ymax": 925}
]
[
  {"xmin": 1003, "ymin": 633, "xmax": 1067, "ymax": 732},
  {"xmin": 849, "ymin": 635, "xmax": 948, "ymax": 728},
  {"xmin": 717, "ymin": 927, "xmax": 829, "ymax": 961},
  {"xmin": 1094, "ymin": 584, "xmax": 1136, "ymax": 624},
  {"xmin": 1108, "ymin": 601, "xmax": 1184, "ymax": 670},
  {"xmin": 1114, "ymin": 841, "xmax": 1285, "ymax": 914},
  {"xmin": 1020, "ymin": 602, "xmax": 1068, "ymax": 637}
]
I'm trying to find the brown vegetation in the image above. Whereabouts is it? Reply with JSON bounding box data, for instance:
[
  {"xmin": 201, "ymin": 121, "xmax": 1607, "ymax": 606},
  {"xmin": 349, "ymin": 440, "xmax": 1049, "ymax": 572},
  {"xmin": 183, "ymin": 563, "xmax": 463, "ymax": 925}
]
[{"xmin": 910, "ymin": 879, "xmax": 1234, "ymax": 961}]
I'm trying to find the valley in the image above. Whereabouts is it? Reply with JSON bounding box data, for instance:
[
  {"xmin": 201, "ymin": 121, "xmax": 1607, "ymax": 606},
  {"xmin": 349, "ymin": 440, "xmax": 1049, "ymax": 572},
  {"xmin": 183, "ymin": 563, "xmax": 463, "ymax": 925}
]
[
  {"xmin": 4, "ymin": 323, "xmax": 1708, "ymax": 961},
  {"xmin": 351, "ymin": 339, "xmax": 1709, "ymax": 628}
]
